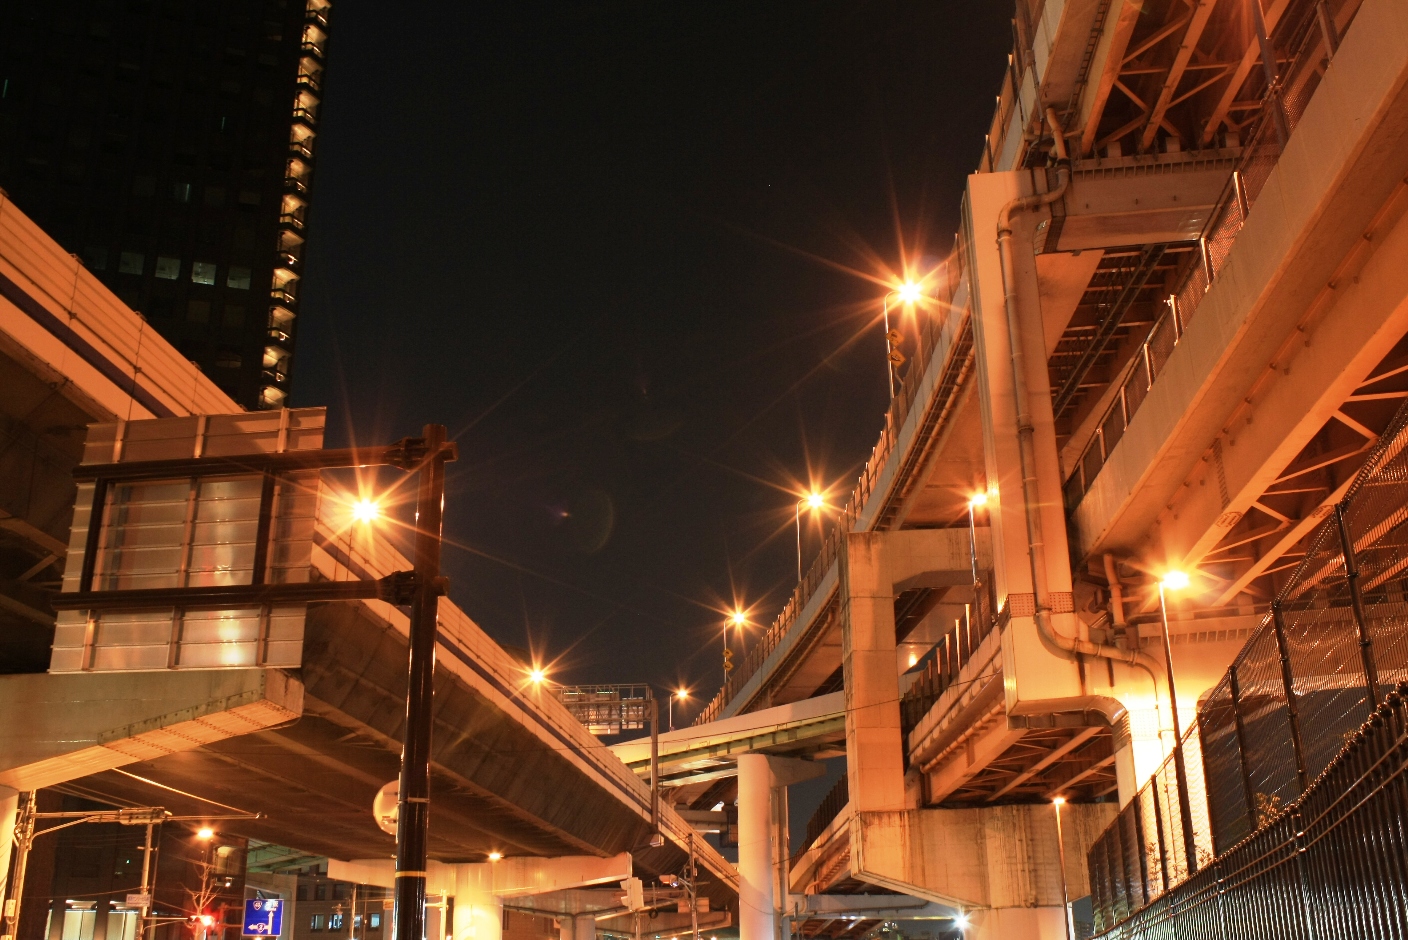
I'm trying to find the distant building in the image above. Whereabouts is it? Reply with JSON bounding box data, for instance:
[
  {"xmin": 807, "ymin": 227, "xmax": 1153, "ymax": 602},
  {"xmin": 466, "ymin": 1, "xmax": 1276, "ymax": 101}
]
[{"xmin": 0, "ymin": 0, "xmax": 331, "ymax": 409}]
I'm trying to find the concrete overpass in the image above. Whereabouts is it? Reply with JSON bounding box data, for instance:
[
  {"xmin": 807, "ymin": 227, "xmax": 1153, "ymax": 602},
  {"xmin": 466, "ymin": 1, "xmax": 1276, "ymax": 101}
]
[
  {"xmin": 686, "ymin": 0, "xmax": 1408, "ymax": 936},
  {"xmin": 0, "ymin": 195, "xmax": 739, "ymax": 940}
]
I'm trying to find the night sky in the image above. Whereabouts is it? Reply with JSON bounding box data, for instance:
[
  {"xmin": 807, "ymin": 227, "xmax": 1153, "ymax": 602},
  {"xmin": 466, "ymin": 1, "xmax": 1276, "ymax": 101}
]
[{"xmin": 294, "ymin": 2, "xmax": 1013, "ymax": 713}]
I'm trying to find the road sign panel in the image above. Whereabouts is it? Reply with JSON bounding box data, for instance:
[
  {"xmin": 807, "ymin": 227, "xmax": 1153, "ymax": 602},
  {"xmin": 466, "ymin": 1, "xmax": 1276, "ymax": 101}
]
[{"xmin": 242, "ymin": 899, "xmax": 283, "ymax": 937}]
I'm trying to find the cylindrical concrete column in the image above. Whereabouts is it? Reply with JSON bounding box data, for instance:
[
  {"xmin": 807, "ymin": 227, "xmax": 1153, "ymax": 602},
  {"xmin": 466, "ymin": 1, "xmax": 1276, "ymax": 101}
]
[
  {"xmin": 452, "ymin": 866, "xmax": 502, "ymax": 940},
  {"xmin": 0, "ymin": 786, "xmax": 16, "ymax": 923},
  {"xmin": 558, "ymin": 916, "xmax": 574, "ymax": 940},
  {"xmin": 573, "ymin": 913, "xmax": 595, "ymax": 940},
  {"xmin": 737, "ymin": 754, "xmax": 775, "ymax": 940}
]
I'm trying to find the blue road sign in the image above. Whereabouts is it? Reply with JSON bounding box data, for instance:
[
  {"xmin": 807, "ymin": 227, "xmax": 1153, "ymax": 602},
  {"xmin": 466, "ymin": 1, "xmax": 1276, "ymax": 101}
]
[{"xmin": 242, "ymin": 899, "xmax": 284, "ymax": 937}]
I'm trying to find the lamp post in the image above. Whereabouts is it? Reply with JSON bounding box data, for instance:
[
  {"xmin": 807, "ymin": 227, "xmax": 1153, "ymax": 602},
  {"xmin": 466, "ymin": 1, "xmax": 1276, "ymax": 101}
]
[
  {"xmin": 723, "ymin": 610, "xmax": 746, "ymax": 686},
  {"xmin": 670, "ymin": 688, "xmax": 688, "ymax": 731},
  {"xmin": 1053, "ymin": 798, "xmax": 1073, "ymax": 940},
  {"xmin": 795, "ymin": 491, "xmax": 826, "ymax": 582},
  {"xmin": 966, "ymin": 492, "xmax": 987, "ymax": 626},
  {"xmin": 1158, "ymin": 569, "xmax": 1199, "ymax": 875},
  {"xmin": 882, "ymin": 282, "xmax": 923, "ymax": 400}
]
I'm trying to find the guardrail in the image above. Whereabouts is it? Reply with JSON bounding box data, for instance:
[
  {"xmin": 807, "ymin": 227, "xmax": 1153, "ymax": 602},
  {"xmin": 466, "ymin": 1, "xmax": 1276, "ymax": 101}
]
[{"xmin": 694, "ymin": 248, "xmax": 973, "ymax": 725}]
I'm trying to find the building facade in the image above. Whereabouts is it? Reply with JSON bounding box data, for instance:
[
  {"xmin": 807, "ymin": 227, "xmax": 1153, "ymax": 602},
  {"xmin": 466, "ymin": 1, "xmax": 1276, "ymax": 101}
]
[{"xmin": 0, "ymin": 0, "xmax": 330, "ymax": 409}]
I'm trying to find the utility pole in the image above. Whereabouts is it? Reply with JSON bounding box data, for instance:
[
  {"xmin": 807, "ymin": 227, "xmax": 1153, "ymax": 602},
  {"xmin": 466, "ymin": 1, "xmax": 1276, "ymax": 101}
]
[
  {"xmin": 393, "ymin": 424, "xmax": 456, "ymax": 940},
  {"xmin": 687, "ymin": 834, "xmax": 700, "ymax": 940},
  {"xmin": 1, "ymin": 792, "xmax": 36, "ymax": 940},
  {"xmin": 3, "ymin": 804, "xmax": 194, "ymax": 940}
]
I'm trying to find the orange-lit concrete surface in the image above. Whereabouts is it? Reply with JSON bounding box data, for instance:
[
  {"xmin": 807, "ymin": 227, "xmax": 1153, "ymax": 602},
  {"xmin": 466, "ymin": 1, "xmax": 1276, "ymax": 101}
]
[
  {"xmin": 0, "ymin": 193, "xmax": 740, "ymax": 931},
  {"xmin": 672, "ymin": 1, "xmax": 1408, "ymax": 937}
]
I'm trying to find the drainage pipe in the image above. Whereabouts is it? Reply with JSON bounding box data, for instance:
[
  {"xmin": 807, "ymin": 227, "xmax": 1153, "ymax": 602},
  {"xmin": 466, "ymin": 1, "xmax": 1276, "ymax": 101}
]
[{"xmin": 996, "ymin": 108, "xmax": 1164, "ymax": 692}]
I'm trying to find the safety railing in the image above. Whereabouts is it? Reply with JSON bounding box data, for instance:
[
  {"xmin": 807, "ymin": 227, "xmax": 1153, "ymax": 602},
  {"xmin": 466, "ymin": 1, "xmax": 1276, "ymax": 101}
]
[
  {"xmin": 900, "ymin": 579, "xmax": 1000, "ymax": 743},
  {"xmin": 694, "ymin": 248, "xmax": 973, "ymax": 725},
  {"xmin": 1094, "ymin": 682, "xmax": 1408, "ymax": 939},
  {"xmin": 1089, "ymin": 387, "xmax": 1408, "ymax": 933},
  {"xmin": 1065, "ymin": 0, "xmax": 1360, "ymax": 509},
  {"xmin": 804, "ymin": 772, "xmax": 849, "ymax": 848}
]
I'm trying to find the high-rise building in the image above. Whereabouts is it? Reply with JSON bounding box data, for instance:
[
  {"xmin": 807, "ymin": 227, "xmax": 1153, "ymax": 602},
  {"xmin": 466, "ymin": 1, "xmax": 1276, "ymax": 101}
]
[{"xmin": 0, "ymin": 0, "xmax": 330, "ymax": 410}]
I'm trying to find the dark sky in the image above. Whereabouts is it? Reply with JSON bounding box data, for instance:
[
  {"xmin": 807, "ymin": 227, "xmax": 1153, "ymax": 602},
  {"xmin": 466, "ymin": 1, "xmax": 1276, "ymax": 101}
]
[{"xmin": 294, "ymin": 2, "xmax": 1013, "ymax": 713}]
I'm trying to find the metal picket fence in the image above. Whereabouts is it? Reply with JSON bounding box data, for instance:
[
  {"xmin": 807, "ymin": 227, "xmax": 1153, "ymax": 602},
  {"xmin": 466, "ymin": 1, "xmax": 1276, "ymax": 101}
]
[{"xmin": 1089, "ymin": 390, "xmax": 1408, "ymax": 934}]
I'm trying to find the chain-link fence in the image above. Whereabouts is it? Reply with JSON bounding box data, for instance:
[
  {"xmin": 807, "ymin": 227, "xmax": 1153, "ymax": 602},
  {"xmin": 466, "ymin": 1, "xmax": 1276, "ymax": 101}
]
[{"xmin": 1089, "ymin": 391, "xmax": 1408, "ymax": 934}]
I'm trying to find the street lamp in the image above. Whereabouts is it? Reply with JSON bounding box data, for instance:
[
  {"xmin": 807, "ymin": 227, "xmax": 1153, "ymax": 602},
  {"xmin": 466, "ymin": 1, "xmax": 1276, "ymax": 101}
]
[
  {"xmin": 723, "ymin": 610, "xmax": 747, "ymax": 685},
  {"xmin": 795, "ymin": 491, "xmax": 827, "ymax": 582},
  {"xmin": 528, "ymin": 666, "xmax": 546, "ymax": 685},
  {"xmin": 966, "ymin": 492, "xmax": 988, "ymax": 626},
  {"xmin": 1158, "ymin": 569, "xmax": 1198, "ymax": 875},
  {"xmin": 670, "ymin": 688, "xmax": 689, "ymax": 731},
  {"xmin": 882, "ymin": 281, "xmax": 924, "ymax": 400},
  {"xmin": 351, "ymin": 499, "xmax": 381, "ymax": 524},
  {"xmin": 1052, "ymin": 797, "xmax": 1073, "ymax": 940}
]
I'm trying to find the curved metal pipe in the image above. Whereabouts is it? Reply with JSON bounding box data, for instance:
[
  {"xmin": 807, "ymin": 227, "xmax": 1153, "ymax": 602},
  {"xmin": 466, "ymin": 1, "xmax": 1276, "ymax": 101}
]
[{"xmin": 996, "ymin": 108, "xmax": 1164, "ymax": 688}]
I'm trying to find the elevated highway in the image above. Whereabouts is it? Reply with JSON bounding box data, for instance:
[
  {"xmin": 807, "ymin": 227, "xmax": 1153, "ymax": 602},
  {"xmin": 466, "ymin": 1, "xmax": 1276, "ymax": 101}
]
[
  {"xmin": 686, "ymin": 0, "xmax": 1408, "ymax": 936},
  {"xmin": 0, "ymin": 197, "xmax": 738, "ymax": 940}
]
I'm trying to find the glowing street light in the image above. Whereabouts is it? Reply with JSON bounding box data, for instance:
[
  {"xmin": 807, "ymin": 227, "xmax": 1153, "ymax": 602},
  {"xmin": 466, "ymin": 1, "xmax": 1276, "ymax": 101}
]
[
  {"xmin": 723, "ymin": 610, "xmax": 747, "ymax": 685},
  {"xmin": 351, "ymin": 498, "xmax": 381, "ymax": 524},
  {"xmin": 795, "ymin": 490, "xmax": 828, "ymax": 581},
  {"xmin": 1161, "ymin": 569, "xmax": 1191, "ymax": 591},
  {"xmin": 196, "ymin": 827, "xmax": 215, "ymax": 840},
  {"xmin": 1157, "ymin": 568, "xmax": 1198, "ymax": 875},
  {"xmin": 881, "ymin": 280, "xmax": 928, "ymax": 400},
  {"xmin": 488, "ymin": 851, "xmax": 503, "ymax": 862},
  {"xmin": 965, "ymin": 491, "xmax": 989, "ymax": 620},
  {"xmin": 669, "ymin": 688, "xmax": 689, "ymax": 731},
  {"xmin": 528, "ymin": 667, "xmax": 546, "ymax": 685}
]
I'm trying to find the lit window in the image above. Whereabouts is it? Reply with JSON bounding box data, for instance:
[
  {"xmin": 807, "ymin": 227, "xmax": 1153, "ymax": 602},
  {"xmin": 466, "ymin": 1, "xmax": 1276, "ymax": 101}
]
[
  {"xmin": 187, "ymin": 300, "xmax": 210, "ymax": 323},
  {"xmin": 329, "ymin": 914, "xmax": 343, "ymax": 930},
  {"xmin": 192, "ymin": 261, "xmax": 217, "ymax": 285},
  {"xmin": 368, "ymin": 915, "xmax": 381, "ymax": 930},
  {"xmin": 155, "ymin": 256, "xmax": 180, "ymax": 280},
  {"xmin": 310, "ymin": 915, "xmax": 325, "ymax": 931},
  {"xmin": 118, "ymin": 252, "xmax": 144, "ymax": 275},
  {"xmin": 171, "ymin": 181, "xmax": 192, "ymax": 203},
  {"xmin": 227, "ymin": 266, "xmax": 251, "ymax": 289}
]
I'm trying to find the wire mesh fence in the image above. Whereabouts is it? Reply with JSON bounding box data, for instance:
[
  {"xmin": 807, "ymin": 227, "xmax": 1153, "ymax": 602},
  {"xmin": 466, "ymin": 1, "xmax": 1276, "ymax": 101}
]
[
  {"xmin": 1089, "ymin": 392, "xmax": 1408, "ymax": 934},
  {"xmin": 1094, "ymin": 682, "xmax": 1408, "ymax": 940}
]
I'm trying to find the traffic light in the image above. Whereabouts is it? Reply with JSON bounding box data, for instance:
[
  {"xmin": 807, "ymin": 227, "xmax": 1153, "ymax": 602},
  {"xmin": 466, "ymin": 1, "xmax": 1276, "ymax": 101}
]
[{"xmin": 723, "ymin": 648, "xmax": 733, "ymax": 674}]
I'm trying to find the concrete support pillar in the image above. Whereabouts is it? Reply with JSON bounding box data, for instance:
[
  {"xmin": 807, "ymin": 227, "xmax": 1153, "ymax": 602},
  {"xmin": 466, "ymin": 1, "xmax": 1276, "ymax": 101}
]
[
  {"xmin": 558, "ymin": 916, "xmax": 574, "ymax": 940},
  {"xmin": 452, "ymin": 866, "xmax": 502, "ymax": 940},
  {"xmin": 966, "ymin": 170, "xmax": 1084, "ymax": 710},
  {"xmin": 965, "ymin": 908, "xmax": 1068, "ymax": 940},
  {"xmin": 841, "ymin": 533, "xmax": 906, "ymax": 813},
  {"xmin": 0, "ymin": 785, "xmax": 15, "ymax": 914},
  {"xmin": 737, "ymin": 754, "xmax": 775, "ymax": 940},
  {"xmin": 573, "ymin": 914, "xmax": 595, "ymax": 940}
]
